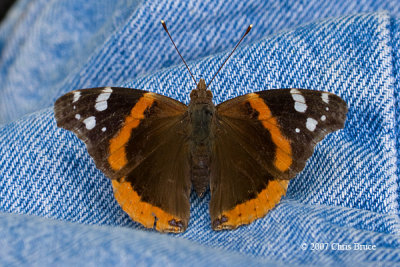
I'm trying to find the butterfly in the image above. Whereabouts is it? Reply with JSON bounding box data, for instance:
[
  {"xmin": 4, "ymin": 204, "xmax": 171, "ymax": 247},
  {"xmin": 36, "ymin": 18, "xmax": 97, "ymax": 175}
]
[{"xmin": 54, "ymin": 22, "xmax": 348, "ymax": 233}]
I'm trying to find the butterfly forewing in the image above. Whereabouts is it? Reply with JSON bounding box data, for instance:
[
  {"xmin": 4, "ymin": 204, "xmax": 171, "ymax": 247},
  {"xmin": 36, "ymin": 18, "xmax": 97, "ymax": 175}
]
[
  {"xmin": 210, "ymin": 89, "xmax": 347, "ymax": 230},
  {"xmin": 55, "ymin": 88, "xmax": 146, "ymax": 178},
  {"xmin": 54, "ymin": 87, "xmax": 191, "ymax": 233}
]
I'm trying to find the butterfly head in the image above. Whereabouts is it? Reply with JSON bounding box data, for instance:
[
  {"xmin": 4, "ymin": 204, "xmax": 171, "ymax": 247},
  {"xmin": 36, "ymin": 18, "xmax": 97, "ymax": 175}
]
[{"xmin": 190, "ymin": 78, "xmax": 213, "ymax": 104}]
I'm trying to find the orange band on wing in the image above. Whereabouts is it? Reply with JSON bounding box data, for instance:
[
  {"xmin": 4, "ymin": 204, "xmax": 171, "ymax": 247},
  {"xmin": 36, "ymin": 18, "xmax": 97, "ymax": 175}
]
[
  {"xmin": 248, "ymin": 93, "xmax": 292, "ymax": 172},
  {"xmin": 108, "ymin": 93, "xmax": 155, "ymax": 171},
  {"xmin": 213, "ymin": 180, "xmax": 289, "ymax": 230},
  {"xmin": 112, "ymin": 178, "xmax": 186, "ymax": 233}
]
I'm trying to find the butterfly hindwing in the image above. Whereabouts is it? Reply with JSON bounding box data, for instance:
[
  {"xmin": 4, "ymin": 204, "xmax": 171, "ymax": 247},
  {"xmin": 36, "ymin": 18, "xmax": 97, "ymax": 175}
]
[
  {"xmin": 210, "ymin": 89, "xmax": 347, "ymax": 230},
  {"xmin": 54, "ymin": 87, "xmax": 191, "ymax": 232}
]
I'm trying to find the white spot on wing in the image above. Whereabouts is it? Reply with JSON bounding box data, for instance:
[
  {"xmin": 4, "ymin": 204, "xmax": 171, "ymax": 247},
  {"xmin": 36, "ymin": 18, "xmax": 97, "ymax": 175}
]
[
  {"xmin": 95, "ymin": 101, "xmax": 108, "ymax": 111},
  {"xmin": 306, "ymin": 118, "xmax": 318, "ymax": 132},
  {"xmin": 73, "ymin": 91, "xmax": 81, "ymax": 103},
  {"xmin": 321, "ymin": 115, "xmax": 326, "ymax": 121},
  {"xmin": 290, "ymin": 89, "xmax": 305, "ymax": 102},
  {"xmin": 290, "ymin": 89, "xmax": 307, "ymax": 113},
  {"xmin": 103, "ymin": 87, "xmax": 112, "ymax": 93},
  {"xmin": 95, "ymin": 88, "xmax": 113, "ymax": 111},
  {"xmin": 295, "ymin": 128, "xmax": 300, "ymax": 133},
  {"xmin": 83, "ymin": 116, "xmax": 96, "ymax": 130},
  {"xmin": 97, "ymin": 89, "xmax": 112, "ymax": 102},
  {"xmin": 322, "ymin": 93, "xmax": 329, "ymax": 104},
  {"xmin": 75, "ymin": 114, "xmax": 81, "ymax": 120},
  {"xmin": 294, "ymin": 102, "xmax": 307, "ymax": 113},
  {"xmin": 102, "ymin": 127, "xmax": 106, "ymax": 132}
]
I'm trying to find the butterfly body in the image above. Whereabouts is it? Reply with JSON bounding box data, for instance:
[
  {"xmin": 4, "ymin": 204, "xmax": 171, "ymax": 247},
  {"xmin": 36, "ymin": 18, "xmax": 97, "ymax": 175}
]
[{"xmin": 188, "ymin": 78, "xmax": 215, "ymax": 197}]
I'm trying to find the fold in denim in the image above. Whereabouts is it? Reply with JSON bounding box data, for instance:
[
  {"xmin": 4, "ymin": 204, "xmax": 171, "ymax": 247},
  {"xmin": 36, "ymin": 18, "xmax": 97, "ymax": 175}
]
[{"xmin": 1, "ymin": 1, "xmax": 400, "ymax": 266}]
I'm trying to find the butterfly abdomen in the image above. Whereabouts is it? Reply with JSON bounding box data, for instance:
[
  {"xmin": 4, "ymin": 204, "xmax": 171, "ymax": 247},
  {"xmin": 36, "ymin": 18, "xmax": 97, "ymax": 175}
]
[{"xmin": 188, "ymin": 102, "xmax": 215, "ymax": 197}]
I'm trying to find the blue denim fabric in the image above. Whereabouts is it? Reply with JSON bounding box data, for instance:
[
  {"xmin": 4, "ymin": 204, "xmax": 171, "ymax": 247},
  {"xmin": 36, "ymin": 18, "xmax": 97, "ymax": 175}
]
[{"xmin": 1, "ymin": 0, "xmax": 400, "ymax": 266}]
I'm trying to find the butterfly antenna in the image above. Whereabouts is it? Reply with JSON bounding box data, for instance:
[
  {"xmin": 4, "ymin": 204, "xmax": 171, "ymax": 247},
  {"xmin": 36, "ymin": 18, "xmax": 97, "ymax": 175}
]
[
  {"xmin": 161, "ymin": 20, "xmax": 197, "ymax": 86},
  {"xmin": 207, "ymin": 24, "xmax": 253, "ymax": 89}
]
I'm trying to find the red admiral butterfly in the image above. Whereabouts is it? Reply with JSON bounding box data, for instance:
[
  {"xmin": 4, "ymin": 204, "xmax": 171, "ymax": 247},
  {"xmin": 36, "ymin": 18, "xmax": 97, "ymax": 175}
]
[{"xmin": 54, "ymin": 22, "xmax": 347, "ymax": 233}]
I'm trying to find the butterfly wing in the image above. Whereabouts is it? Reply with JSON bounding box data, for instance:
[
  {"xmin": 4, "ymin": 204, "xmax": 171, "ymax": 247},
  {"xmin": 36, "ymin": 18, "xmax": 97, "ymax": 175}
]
[
  {"xmin": 54, "ymin": 87, "xmax": 191, "ymax": 233},
  {"xmin": 210, "ymin": 89, "xmax": 347, "ymax": 230}
]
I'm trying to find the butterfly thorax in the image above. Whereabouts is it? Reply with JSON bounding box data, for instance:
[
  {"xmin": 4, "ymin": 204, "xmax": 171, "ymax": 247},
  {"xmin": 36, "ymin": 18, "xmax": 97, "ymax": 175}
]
[{"xmin": 188, "ymin": 78, "xmax": 215, "ymax": 197}]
